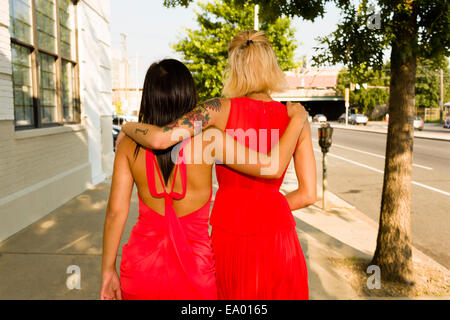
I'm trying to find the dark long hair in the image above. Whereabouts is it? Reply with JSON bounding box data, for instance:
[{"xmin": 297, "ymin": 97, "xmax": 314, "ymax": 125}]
[{"xmin": 134, "ymin": 59, "xmax": 197, "ymax": 184}]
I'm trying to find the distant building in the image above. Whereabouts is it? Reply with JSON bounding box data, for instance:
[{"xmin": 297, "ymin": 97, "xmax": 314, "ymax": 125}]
[
  {"xmin": 0, "ymin": 0, "xmax": 113, "ymax": 241},
  {"xmin": 273, "ymin": 68, "xmax": 345, "ymax": 120}
]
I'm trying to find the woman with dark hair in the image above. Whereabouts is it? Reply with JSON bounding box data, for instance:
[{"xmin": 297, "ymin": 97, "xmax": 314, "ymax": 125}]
[
  {"xmin": 100, "ymin": 58, "xmax": 308, "ymax": 300},
  {"xmin": 119, "ymin": 31, "xmax": 316, "ymax": 300}
]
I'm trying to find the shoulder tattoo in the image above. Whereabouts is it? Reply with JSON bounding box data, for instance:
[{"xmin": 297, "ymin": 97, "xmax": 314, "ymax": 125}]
[{"xmin": 162, "ymin": 98, "xmax": 222, "ymax": 132}]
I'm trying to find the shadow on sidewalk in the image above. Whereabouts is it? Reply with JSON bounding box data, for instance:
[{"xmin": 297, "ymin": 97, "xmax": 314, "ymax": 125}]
[
  {"xmin": 0, "ymin": 180, "xmax": 134, "ymax": 300},
  {"xmin": 294, "ymin": 215, "xmax": 371, "ymax": 299}
]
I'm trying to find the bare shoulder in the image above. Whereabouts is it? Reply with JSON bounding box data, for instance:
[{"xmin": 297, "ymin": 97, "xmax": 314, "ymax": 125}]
[{"xmin": 116, "ymin": 135, "xmax": 137, "ymax": 158}]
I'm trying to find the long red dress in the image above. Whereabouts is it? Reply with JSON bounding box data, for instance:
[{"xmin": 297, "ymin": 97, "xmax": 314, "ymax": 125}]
[
  {"xmin": 119, "ymin": 139, "xmax": 217, "ymax": 300},
  {"xmin": 211, "ymin": 97, "xmax": 309, "ymax": 300}
]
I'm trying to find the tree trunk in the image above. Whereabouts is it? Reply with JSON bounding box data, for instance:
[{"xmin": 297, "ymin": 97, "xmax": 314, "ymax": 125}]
[{"xmin": 371, "ymin": 1, "xmax": 418, "ymax": 284}]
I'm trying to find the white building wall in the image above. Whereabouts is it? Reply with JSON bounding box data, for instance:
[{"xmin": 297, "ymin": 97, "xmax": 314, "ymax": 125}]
[
  {"xmin": 78, "ymin": 0, "xmax": 114, "ymax": 183},
  {"xmin": 0, "ymin": 0, "xmax": 113, "ymax": 241}
]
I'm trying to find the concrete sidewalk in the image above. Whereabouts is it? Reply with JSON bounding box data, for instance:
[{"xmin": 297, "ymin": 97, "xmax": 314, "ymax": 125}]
[{"xmin": 0, "ymin": 163, "xmax": 447, "ymax": 299}]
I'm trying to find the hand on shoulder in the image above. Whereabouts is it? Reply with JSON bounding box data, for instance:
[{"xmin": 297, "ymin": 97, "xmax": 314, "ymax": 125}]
[{"xmin": 286, "ymin": 101, "xmax": 308, "ymax": 123}]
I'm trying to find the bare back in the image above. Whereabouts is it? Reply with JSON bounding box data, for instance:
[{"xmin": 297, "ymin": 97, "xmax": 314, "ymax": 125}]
[{"xmin": 120, "ymin": 133, "xmax": 215, "ymax": 217}]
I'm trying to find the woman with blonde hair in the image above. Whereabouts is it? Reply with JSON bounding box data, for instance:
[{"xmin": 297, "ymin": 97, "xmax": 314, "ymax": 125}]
[{"xmin": 119, "ymin": 30, "xmax": 316, "ymax": 299}]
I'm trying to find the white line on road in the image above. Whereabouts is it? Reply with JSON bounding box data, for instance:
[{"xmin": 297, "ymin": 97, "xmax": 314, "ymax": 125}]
[
  {"xmin": 314, "ymin": 148, "xmax": 384, "ymax": 173},
  {"xmin": 411, "ymin": 181, "xmax": 450, "ymax": 197},
  {"xmin": 313, "ymin": 148, "xmax": 450, "ymax": 197},
  {"xmin": 312, "ymin": 139, "xmax": 433, "ymax": 170}
]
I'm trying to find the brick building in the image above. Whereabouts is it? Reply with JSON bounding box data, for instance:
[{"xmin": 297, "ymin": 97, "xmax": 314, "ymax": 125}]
[{"xmin": 0, "ymin": 0, "xmax": 113, "ymax": 241}]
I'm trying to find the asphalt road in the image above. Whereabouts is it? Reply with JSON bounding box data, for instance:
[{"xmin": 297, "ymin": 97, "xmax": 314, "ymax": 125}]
[{"xmin": 310, "ymin": 123, "xmax": 450, "ymax": 268}]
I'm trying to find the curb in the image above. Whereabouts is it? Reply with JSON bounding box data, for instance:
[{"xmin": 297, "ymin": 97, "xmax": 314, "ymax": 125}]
[{"xmin": 329, "ymin": 124, "xmax": 450, "ymax": 142}]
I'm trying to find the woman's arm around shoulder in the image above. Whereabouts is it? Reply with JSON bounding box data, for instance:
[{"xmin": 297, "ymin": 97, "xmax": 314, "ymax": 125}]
[
  {"xmin": 212, "ymin": 102, "xmax": 309, "ymax": 179},
  {"xmin": 118, "ymin": 98, "xmax": 231, "ymax": 150}
]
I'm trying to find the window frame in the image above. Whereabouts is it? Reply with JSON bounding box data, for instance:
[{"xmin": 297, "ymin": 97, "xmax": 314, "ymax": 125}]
[{"xmin": 10, "ymin": 0, "xmax": 80, "ymax": 131}]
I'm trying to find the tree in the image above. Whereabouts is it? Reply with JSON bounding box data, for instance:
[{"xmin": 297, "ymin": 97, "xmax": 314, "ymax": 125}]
[
  {"xmin": 165, "ymin": 0, "xmax": 450, "ymax": 284},
  {"xmin": 337, "ymin": 59, "xmax": 449, "ymax": 117},
  {"xmin": 415, "ymin": 59, "xmax": 450, "ymax": 112},
  {"xmin": 336, "ymin": 65, "xmax": 390, "ymax": 116},
  {"xmin": 172, "ymin": 0, "xmax": 298, "ymax": 100}
]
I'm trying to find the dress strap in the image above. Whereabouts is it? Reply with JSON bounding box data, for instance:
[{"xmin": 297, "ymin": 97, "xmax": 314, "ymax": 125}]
[
  {"xmin": 145, "ymin": 149, "xmax": 166, "ymax": 197},
  {"xmin": 143, "ymin": 138, "xmax": 209, "ymax": 297},
  {"xmin": 145, "ymin": 138, "xmax": 190, "ymax": 198}
]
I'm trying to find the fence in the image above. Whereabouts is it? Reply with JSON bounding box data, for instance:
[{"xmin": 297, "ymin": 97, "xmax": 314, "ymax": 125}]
[{"xmin": 424, "ymin": 108, "xmax": 441, "ymax": 122}]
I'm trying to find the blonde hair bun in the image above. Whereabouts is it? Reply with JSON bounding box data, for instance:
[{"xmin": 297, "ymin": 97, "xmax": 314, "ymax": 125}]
[{"xmin": 223, "ymin": 30, "xmax": 288, "ymax": 98}]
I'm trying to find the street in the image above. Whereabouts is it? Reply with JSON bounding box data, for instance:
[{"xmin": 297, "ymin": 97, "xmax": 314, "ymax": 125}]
[{"xmin": 311, "ymin": 123, "xmax": 450, "ymax": 268}]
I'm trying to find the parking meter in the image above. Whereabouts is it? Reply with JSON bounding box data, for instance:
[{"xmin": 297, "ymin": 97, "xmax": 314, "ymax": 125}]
[
  {"xmin": 318, "ymin": 123, "xmax": 333, "ymax": 210},
  {"xmin": 318, "ymin": 123, "xmax": 333, "ymax": 153}
]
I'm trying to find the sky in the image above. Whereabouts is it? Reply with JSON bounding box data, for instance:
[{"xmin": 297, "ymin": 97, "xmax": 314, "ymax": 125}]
[{"xmin": 110, "ymin": 0, "xmax": 343, "ymax": 86}]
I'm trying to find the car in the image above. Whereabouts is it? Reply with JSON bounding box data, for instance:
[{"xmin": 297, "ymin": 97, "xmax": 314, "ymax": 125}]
[
  {"xmin": 413, "ymin": 116, "xmax": 424, "ymax": 131},
  {"xmin": 337, "ymin": 113, "xmax": 347, "ymax": 123},
  {"xmin": 349, "ymin": 113, "xmax": 368, "ymax": 125},
  {"xmin": 444, "ymin": 115, "xmax": 450, "ymax": 129},
  {"xmin": 113, "ymin": 114, "xmax": 126, "ymax": 125},
  {"xmin": 313, "ymin": 114, "xmax": 327, "ymax": 123},
  {"xmin": 112, "ymin": 124, "xmax": 121, "ymax": 151}
]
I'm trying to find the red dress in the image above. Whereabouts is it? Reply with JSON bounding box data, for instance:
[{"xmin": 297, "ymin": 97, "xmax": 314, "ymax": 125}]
[
  {"xmin": 119, "ymin": 139, "xmax": 217, "ymax": 300},
  {"xmin": 211, "ymin": 97, "xmax": 309, "ymax": 299}
]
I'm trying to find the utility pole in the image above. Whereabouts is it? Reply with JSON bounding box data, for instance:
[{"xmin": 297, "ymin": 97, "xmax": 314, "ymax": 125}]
[
  {"xmin": 254, "ymin": 4, "xmax": 259, "ymax": 30},
  {"xmin": 121, "ymin": 33, "xmax": 128, "ymax": 111},
  {"xmin": 136, "ymin": 53, "xmax": 139, "ymax": 93},
  {"xmin": 135, "ymin": 53, "xmax": 142, "ymax": 115},
  {"xmin": 440, "ymin": 69, "xmax": 444, "ymax": 123},
  {"xmin": 344, "ymin": 87, "xmax": 350, "ymax": 125}
]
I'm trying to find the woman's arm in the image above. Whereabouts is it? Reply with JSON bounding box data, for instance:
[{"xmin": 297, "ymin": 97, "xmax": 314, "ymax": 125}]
[
  {"xmin": 100, "ymin": 138, "xmax": 134, "ymax": 300},
  {"xmin": 119, "ymin": 98, "xmax": 230, "ymax": 150},
  {"xmin": 213, "ymin": 102, "xmax": 309, "ymax": 179},
  {"xmin": 285, "ymin": 121, "xmax": 317, "ymax": 210}
]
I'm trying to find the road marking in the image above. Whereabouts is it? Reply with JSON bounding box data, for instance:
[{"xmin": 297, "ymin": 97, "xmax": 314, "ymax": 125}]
[
  {"xmin": 312, "ymin": 139, "xmax": 433, "ymax": 170},
  {"xmin": 314, "ymin": 148, "xmax": 384, "ymax": 173},
  {"xmin": 313, "ymin": 148, "xmax": 450, "ymax": 197}
]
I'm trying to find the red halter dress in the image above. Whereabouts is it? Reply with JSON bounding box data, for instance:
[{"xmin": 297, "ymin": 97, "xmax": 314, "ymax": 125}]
[
  {"xmin": 210, "ymin": 97, "xmax": 309, "ymax": 300},
  {"xmin": 119, "ymin": 139, "xmax": 217, "ymax": 299}
]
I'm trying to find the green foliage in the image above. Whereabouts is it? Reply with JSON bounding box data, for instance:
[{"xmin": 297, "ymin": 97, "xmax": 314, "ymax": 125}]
[
  {"xmin": 172, "ymin": 0, "xmax": 298, "ymax": 101},
  {"xmin": 416, "ymin": 60, "xmax": 450, "ymax": 109},
  {"xmin": 167, "ymin": 0, "xmax": 449, "ymax": 92},
  {"xmin": 165, "ymin": 0, "xmax": 329, "ymax": 22},
  {"xmin": 336, "ymin": 65, "xmax": 390, "ymax": 116},
  {"xmin": 337, "ymin": 59, "xmax": 450, "ymax": 115},
  {"xmin": 312, "ymin": 0, "xmax": 449, "ymax": 72}
]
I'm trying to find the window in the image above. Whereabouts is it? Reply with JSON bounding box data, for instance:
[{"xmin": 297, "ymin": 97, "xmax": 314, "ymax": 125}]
[
  {"xmin": 38, "ymin": 52, "xmax": 57, "ymax": 123},
  {"xmin": 61, "ymin": 60, "xmax": 76, "ymax": 122},
  {"xmin": 9, "ymin": 0, "xmax": 79, "ymax": 129},
  {"xmin": 11, "ymin": 44, "xmax": 34, "ymax": 126}
]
